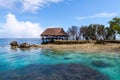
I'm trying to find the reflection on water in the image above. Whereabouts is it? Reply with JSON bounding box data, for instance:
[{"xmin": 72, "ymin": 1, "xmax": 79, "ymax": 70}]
[{"xmin": 0, "ymin": 47, "xmax": 120, "ymax": 80}]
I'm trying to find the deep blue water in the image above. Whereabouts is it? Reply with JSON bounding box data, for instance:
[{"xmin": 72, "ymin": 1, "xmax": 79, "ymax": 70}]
[{"xmin": 0, "ymin": 38, "xmax": 119, "ymax": 80}]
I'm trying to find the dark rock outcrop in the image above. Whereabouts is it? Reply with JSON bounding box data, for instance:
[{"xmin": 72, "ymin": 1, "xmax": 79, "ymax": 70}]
[
  {"xmin": 10, "ymin": 41, "xmax": 39, "ymax": 49},
  {"xmin": 10, "ymin": 41, "xmax": 19, "ymax": 47},
  {"xmin": 19, "ymin": 43, "xmax": 31, "ymax": 48}
]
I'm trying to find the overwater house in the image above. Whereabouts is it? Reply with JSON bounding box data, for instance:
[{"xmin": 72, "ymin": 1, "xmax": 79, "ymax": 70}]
[{"xmin": 41, "ymin": 28, "xmax": 68, "ymax": 44}]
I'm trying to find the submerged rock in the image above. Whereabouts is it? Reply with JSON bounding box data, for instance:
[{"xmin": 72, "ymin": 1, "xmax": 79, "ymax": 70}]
[
  {"xmin": 91, "ymin": 60, "xmax": 112, "ymax": 68},
  {"xmin": 0, "ymin": 64, "xmax": 109, "ymax": 80},
  {"xmin": 63, "ymin": 57, "xmax": 72, "ymax": 60}
]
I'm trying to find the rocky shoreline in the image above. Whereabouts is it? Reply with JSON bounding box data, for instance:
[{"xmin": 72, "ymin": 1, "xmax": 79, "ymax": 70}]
[
  {"xmin": 10, "ymin": 41, "xmax": 40, "ymax": 49},
  {"xmin": 9, "ymin": 41, "xmax": 120, "ymax": 53},
  {"xmin": 39, "ymin": 43, "xmax": 120, "ymax": 53}
]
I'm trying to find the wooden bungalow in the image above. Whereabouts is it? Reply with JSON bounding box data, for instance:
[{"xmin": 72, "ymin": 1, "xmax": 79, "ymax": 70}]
[{"xmin": 41, "ymin": 28, "xmax": 68, "ymax": 44}]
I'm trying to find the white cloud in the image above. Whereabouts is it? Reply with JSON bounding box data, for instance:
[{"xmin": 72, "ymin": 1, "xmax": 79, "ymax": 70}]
[
  {"xmin": 0, "ymin": 0, "xmax": 63, "ymax": 12},
  {"xmin": 76, "ymin": 17, "xmax": 87, "ymax": 21},
  {"xmin": 0, "ymin": 0, "xmax": 17, "ymax": 9},
  {"xmin": 76, "ymin": 12, "xmax": 119, "ymax": 21},
  {"xmin": 89, "ymin": 12, "xmax": 118, "ymax": 18},
  {"xmin": 21, "ymin": 0, "xmax": 63, "ymax": 12},
  {"xmin": 0, "ymin": 13, "xmax": 43, "ymax": 38}
]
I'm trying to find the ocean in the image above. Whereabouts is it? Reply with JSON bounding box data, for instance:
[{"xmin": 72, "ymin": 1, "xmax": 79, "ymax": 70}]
[
  {"xmin": 0, "ymin": 38, "xmax": 41, "ymax": 46},
  {"xmin": 0, "ymin": 38, "xmax": 119, "ymax": 80}
]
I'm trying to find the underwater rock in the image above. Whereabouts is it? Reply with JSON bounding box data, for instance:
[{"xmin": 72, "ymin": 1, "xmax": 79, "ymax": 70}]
[
  {"xmin": 91, "ymin": 60, "xmax": 112, "ymax": 68},
  {"xmin": 63, "ymin": 57, "xmax": 72, "ymax": 60},
  {"xmin": 0, "ymin": 64, "xmax": 109, "ymax": 80}
]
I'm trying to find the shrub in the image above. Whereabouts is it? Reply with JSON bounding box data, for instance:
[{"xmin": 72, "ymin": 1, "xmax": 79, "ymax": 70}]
[
  {"xmin": 54, "ymin": 40, "xmax": 90, "ymax": 44},
  {"xmin": 94, "ymin": 40, "xmax": 106, "ymax": 44}
]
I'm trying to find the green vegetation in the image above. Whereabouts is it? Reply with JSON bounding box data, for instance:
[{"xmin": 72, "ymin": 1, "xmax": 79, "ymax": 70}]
[
  {"xmin": 67, "ymin": 17, "xmax": 120, "ymax": 40},
  {"xmin": 109, "ymin": 17, "xmax": 120, "ymax": 34}
]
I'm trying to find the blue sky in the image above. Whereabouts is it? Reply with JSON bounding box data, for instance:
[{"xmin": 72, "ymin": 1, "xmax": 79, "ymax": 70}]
[{"xmin": 0, "ymin": 0, "xmax": 120, "ymax": 38}]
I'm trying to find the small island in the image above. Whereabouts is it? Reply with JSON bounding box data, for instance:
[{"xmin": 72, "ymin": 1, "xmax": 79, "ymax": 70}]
[
  {"xmin": 39, "ymin": 17, "xmax": 120, "ymax": 53},
  {"xmin": 10, "ymin": 17, "xmax": 120, "ymax": 54},
  {"xmin": 10, "ymin": 23, "xmax": 120, "ymax": 54}
]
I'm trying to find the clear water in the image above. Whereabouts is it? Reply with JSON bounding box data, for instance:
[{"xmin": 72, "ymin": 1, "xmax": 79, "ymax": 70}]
[{"xmin": 0, "ymin": 38, "xmax": 120, "ymax": 80}]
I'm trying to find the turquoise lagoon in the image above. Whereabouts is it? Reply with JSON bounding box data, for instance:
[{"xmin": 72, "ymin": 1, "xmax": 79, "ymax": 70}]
[{"xmin": 0, "ymin": 38, "xmax": 120, "ymax": 80}]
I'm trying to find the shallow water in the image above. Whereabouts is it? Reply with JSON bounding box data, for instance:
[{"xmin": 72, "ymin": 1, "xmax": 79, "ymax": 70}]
[{"xmin": 0, "ymin": 47, "xmax": 120, "ymax": 80}]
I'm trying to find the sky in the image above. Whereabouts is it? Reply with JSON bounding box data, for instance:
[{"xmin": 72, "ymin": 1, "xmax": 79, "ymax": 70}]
[{"xmin": 0, "ymin": 0, "xmax": 120, "ymax": 38}]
